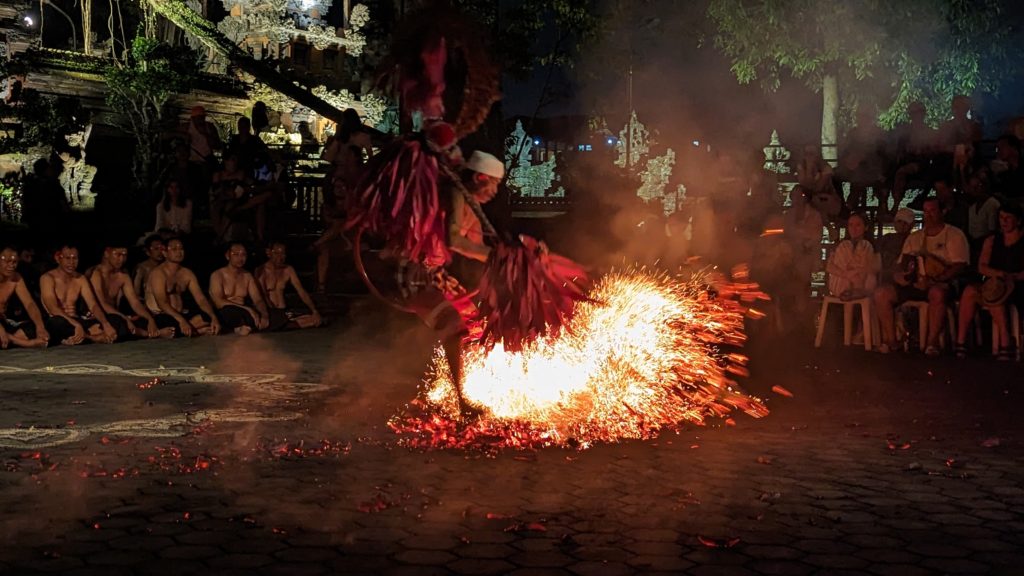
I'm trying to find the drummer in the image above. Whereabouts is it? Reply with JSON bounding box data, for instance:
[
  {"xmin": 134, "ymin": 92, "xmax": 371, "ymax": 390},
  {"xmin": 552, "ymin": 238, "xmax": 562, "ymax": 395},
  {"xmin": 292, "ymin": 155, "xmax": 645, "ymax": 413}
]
[{"xmin": 954, "ymin": 201, "xmax": 1024, "ymax": 359}]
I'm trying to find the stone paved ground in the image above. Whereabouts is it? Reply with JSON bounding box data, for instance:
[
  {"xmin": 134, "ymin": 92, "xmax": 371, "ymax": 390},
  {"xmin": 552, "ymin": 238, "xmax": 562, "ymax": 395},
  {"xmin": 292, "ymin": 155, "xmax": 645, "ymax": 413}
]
[{"xmin": 0, "ymin": 299, "xmax": 1022, "ymax": 575}]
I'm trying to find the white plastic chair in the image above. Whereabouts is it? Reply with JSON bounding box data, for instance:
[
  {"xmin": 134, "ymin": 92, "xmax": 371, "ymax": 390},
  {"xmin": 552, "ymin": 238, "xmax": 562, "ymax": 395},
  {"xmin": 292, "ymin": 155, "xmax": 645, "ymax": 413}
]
[
  {"xmin": 814, "ymin": 296, "xmax": 873, "ymax": 351},
  {"xmin": 897, "ymin": 301, "xmax": 956, "ymax": 351}
]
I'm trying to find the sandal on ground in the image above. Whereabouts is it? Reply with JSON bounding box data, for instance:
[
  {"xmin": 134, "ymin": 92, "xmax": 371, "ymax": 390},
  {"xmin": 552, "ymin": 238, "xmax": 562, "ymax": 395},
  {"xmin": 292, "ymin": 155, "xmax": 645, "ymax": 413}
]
[
  {"xmin": 924, "ymin": 345, "xmax": 940, "ymax": 357},
  {"xmin": 997, "ymin": 346, "xmax": 1014, "ymax": 361},
  {"xmin": 954, "ymin": 344, "xmax": 968, "ymax": 359}
]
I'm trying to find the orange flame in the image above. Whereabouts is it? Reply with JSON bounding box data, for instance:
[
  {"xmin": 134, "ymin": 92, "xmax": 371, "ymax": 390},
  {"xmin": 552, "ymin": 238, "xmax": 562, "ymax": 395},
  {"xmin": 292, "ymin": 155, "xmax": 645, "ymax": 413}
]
[{"xmin": 408, "ymin": 270, "xmax": 768, "ymax": 448}]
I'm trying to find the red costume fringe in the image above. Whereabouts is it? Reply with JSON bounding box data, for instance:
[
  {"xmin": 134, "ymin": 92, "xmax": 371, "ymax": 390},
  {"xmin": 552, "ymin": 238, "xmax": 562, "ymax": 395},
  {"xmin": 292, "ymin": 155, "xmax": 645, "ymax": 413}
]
[{"xmin": 476, "ymin": 236, "xmax": 590, "ymax": 352}]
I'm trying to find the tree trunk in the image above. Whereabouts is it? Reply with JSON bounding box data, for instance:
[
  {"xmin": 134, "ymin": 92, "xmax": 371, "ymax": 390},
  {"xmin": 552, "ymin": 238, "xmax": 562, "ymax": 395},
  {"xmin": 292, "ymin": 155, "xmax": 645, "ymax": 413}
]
[
  {"xmin": 821, "ymin": 73, "xmax": 838, "ymax": 166},
  {"xmin": 146, "ymin": 0, "xmax": 348, "ymax": 125}
]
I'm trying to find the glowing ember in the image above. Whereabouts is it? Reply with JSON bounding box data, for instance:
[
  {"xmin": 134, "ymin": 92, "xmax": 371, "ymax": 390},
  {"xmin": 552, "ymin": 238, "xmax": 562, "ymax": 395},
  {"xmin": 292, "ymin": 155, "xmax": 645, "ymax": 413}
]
[{"xmin": 393, "ymin": 270, "xmax": 770, "ymax": 448}]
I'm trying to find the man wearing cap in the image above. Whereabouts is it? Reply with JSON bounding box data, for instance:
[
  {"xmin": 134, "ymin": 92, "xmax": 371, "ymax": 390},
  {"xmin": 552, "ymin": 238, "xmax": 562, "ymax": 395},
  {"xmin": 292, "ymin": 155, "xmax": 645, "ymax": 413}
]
[
  {"xmin": 875, "ymin": 208, "xmax": 916, "ymax": 285},
  {"xmin": 185, "ymin": 105, "xmax": 222, "ymax": 218},
  {"xmin": 874, "ymin": 197, "xmax": 969, "ymax": 355},
  {"xmin": 405, "ymin": 150, "xmax": 504, "ymax": 416}
]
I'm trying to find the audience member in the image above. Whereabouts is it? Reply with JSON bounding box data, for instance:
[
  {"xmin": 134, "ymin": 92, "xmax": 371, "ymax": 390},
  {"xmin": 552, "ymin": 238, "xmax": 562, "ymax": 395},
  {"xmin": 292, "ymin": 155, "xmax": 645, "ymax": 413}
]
[
  {"xmin": 796, "ymin": 145, "xmax": 841, "ymax": 226},
  {"xmin": 890, "ymin": 102, "xmax": 937, "ymax": 215},
  {"xmin": 20, "ymin": 158, "xmax": 70, "ymax": 238},
  {"xmin": 991, "ymin": 135, "xmax": 1023, "ymax": 200},
  {"xmin": 208, "ymin": 243, "xmax": 271, "ymax": 335},
  {"xmin": 955, "ymin": 202, "xmax": 1024, "ymax": 359},
  {"xmin": 782, "ymin": 188, "xmax": 824, "ymax": 324},
  {"xmin": 965, "ymin": 172, "xmax": 1000, "ymax": 259},
  {"xmin": 0, "ymin": 246, "xmax": 49, "ymax": 348},
  {"xmin": 875, "ymin": 208, "xmax": 915, "ymax": 285},
  {"xmin": 937, "ymin": 95, "xmax": 982, "ymax": 188},
  {"xmin": 874, "ymin": 197, "xmax": 969, "ymax": 356},
  {"xmin": 153, "ymin": 179, "xmax": 193, "ymax": 235},
  {"xmin": 39, "ymin": 245, "xmax": 122, "ymax": 346},
  {"xmin": 185, "ymin": 105, "xmax": 222, "ymax": 217},
  {"xmin": 144, "ymin": 238, "xmax": 221, "ymax": 337},
  {"xmin": 225, "ymin": 116, "xmax": 271, "ymax": 173},
  {"xmin": 210, "ymin": 154, "xmax": 254, "ymax": 242},
  {"xmin": 826, "ymin": 213, "xmax": 877, "ymax": 300},
  {"xmin": 838, "ymin": 107, "xmax": 887, "ymax": 211}
]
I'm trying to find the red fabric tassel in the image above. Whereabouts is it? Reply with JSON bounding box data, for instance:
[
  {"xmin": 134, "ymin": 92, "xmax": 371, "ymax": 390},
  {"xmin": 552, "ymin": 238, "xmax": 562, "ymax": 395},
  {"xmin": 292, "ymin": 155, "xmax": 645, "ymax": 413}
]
[
  {"xmin": 476, "ymin": 236, "xmax": 590, "ymax": 352},
  {"xmin": 346, "ymin": 137, "xmax": 451, "ymax": 268}
]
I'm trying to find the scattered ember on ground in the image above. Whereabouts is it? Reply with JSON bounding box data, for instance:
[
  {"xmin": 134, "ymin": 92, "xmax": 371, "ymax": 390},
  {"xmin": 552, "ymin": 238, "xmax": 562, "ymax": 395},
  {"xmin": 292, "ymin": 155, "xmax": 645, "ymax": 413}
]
[
  {"xmin": 391, "ymin": 270, "xmax": 770, "ymax": 449},
  {"xmin": 253, "ymin": 438, "xmax": 353, "ymax": 460}
]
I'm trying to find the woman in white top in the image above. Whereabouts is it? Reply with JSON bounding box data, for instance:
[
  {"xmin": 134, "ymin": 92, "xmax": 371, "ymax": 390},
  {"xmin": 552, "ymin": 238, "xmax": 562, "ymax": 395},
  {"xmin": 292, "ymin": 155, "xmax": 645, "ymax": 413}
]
[
  {"xmin": 154, "ymin": 179, "xmax": 193, "ymax": 235},
  {"xmin": 826, "ymin": 212, "xmax": 877, "ymax": 299}
]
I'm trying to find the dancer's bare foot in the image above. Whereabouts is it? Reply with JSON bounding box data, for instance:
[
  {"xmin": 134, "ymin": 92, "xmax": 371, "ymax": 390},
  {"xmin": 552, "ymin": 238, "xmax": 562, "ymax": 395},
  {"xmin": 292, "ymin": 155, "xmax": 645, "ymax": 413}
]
[
  {"xmin": 158, "ymin": 327, "xmax": 176, "ymax": 339},
  {"xmin": 234, "ymin": 326, "xmax": 252, "ymax": 336}
]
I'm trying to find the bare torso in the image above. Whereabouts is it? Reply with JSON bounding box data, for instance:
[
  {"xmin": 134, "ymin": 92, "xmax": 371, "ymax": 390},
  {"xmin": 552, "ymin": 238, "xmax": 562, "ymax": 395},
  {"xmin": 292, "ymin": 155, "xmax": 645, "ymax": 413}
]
[
  {"xmin": 42, "ymin": 270, "xmax": 84, "ymax": 317},
  {"xmin": 145, "ymin": 265, "xmax": 192, "ymax": 314},
  {"xmin": 212, "ymin": 267, "xmax": 253, "ymax": 306},
  {"xmin": 256, "ymin": 264, "xmax": 290, "ymax": 309},
  {"xmin": 92, "ymin": 266, "xmax": 128, "ymax": 305},
  {"xmin": 134, "ymin": 260, "xmax": 158, "ymax": 294},
  {"xmin": 0, "ymin": 274, "xmax": 20, "ymax": 317}
]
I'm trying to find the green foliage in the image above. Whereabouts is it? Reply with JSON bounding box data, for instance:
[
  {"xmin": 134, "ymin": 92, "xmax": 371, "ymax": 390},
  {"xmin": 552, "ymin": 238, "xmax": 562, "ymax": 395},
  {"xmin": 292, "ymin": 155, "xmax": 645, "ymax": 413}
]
[
  {"xmin": 707, "ymin": 0, "xmax": 1019, "ymax": 129},
  {"xmin": 452, "ymin": 0, "xmax": 600, "ymax": 81},
  {"xmin": 104, "ymin": 35, "xmax": 200, "ymax": 192},
  {"xmin": 105, "ymin": 36, "xmax": 198, "ymax": 114},
  {"xmin": 0, "ymin": 90, "xmax": 85, "ymax": 153}
]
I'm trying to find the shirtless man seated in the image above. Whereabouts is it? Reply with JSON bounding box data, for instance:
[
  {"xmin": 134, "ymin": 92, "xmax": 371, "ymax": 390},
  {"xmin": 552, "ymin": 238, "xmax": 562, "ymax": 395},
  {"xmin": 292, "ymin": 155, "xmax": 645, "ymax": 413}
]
[
  {"xmin": 144, "ymin": 237, "xmax": 221, "ymax": 337},
  {"xmin": 133, "ymin": 234, "xmax": 165, "ymax": 298},
  {"xmin": 39, "ymin": 244, "xmax": 122, "ymax": 345},
  {"xmin": 89, "ymin": 243, "xmax": 174, "ymax": 340},
  {"xmin": 209, "ymin": 243, "xmax": 270, "ymax": 335},
  {"xmin": 256, "ymin": 241, "xmax": 323, "ymax": 330},
  {"xmin": 0, "ymin": 246, "xmax": 50, "ymax": 348}
]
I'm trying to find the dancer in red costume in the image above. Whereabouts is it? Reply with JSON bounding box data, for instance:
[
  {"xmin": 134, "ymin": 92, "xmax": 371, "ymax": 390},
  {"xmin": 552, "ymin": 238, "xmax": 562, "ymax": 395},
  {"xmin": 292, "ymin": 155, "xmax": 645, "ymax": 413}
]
[{"xmin": 345, "ymin": 7, "xmax": 588, "ymax": 416}]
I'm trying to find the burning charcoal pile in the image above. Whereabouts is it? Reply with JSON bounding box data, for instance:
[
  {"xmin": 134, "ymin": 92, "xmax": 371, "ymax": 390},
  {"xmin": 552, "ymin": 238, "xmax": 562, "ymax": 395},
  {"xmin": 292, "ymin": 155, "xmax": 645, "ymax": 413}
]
[{"xmin": 391, "ymin": 269, "xmax": 770, "ymax": 449}]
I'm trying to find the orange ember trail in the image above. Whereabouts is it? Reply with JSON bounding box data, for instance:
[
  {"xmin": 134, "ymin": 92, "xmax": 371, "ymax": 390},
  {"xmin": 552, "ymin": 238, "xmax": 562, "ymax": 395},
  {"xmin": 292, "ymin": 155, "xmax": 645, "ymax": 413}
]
[{"xmin": 391, "ymin": 270, "xmax": 770, "ymax": 450}]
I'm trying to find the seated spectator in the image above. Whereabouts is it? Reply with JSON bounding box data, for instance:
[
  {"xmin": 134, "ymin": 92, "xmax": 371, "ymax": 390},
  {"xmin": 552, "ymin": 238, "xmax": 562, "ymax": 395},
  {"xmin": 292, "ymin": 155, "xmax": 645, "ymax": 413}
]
[
  {"xmin": 827, "ymin": 213, "xmax": 877, "ymax": 300},
  {"xmin": 256, "ymin": 241, "xmax": 323, "ymax": 330},
  {"xmin": 889, "ymin": 102, "xmax": 938, "ymax": 216},
  {"xmin": 965, "ymin": 172, "xmax": 1000, "ymax": 260},
  {"xmin": 0, "ymin": 246, "xmax": 49, "ymax": 348},
  {"xmin": 991, "ymin": 135, "xmax": 1023, "ymax": 200},
  {"xmin": 210, "ymin": 154, "xmax": 254, "ymax": 242},
  {"xmin": 837, "ymin": 106, "xmax": 887, "ymax": 212},
  {"xmin": 39, "ymin": 244, "xmax": 122, "ymax": 346},
  {"xmin": 225, "ymin": 116, "xmax": 271, "ymax": 173},
  {"xmin": 874, "ymin": 197, "xmax": 969, "ymax": 355},
  {"xmin": 875, "ymin": 208, "xmax": 915, "ymax": 285},
  {"xmin": 144, "ymin": 238, "xmax": 221, "ymax": 337},
  {"xmin": 782, "ymin": 188, "xmax": 824, "ymax": 326},
  {"xmin": 955, "ymin": 202, "xmax": 1024, "ymax": 359},
  {"xmin": 153, "ymin": 179, "xmax": 192, "ymax": 236},
  {"xmin": 89, "ymin": 244, "xmax": 173, "ymax": 340},
  {"xmin": 937, "ymin": 95, "xmax": 982, "ymax": 189},
  {"xmin": 796, "ymin": 145, "xmax": 841, "ymax": 227},
  {"xmin": 133, "ymin": 235, "xmax": 166, "ymax": 298},
  {"xmin": 208, "ymin": 243, "xmax": 271, "ymax": 335}
]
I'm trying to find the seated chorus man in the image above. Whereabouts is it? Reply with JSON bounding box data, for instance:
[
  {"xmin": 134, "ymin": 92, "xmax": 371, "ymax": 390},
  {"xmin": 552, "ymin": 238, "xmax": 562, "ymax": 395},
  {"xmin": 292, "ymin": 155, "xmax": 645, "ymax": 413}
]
[
  {"xmin": 256, "ymin": 241, "xmax": 323, "ymax": 329},
  {"xmin": 0, "ymin": 246, "xmax": 49, "ymax": 348},
  {"xmin": 40, "ymin": 244, "xmax": 121, "ymax": 345},
  {"xmin": 89, "ymin": 243, "xmax": 174, "ymax": 339},
  {"xmin": 208, "ymin": 243, "xmax": 271, "ymax": 335},
  {"xmin": 144, "ymin": 237, "xmax": 221, "ymax": 337},
  {"xmin": 133, "ymin": 234, "xmax": 166, "ymax": 298}
]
